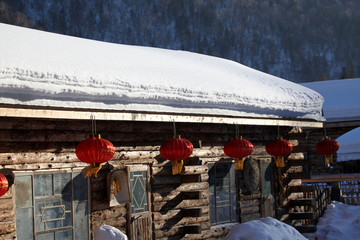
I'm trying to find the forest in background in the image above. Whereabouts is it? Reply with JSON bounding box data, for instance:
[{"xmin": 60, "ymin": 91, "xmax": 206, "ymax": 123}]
[{"xmin": 1, "ymin": 0, "xmax": 359, "ymax": 82}]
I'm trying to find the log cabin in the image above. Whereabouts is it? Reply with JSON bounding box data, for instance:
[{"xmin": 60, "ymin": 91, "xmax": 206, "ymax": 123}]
[{"xmin": 0, "ymin": 23, "xmax": 324, "ymax": 239}]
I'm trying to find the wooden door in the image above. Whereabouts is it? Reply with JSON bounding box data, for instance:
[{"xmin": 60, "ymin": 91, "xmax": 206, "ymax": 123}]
[{"xmin": 127, "ymin": 165, "xmax": 152, "ymax": 240}]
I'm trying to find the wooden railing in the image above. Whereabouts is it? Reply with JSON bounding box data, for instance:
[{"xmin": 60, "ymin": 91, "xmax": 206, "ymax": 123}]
[
  {"xmin": 303, "ymin": 185, "xmax": 332, "ymax": 225},
  {"xmin": 303, "ymin": 174, "xmax": 360, "ymax": 206},
  {"xmin": 340, "ymin": 180, "xmax": 360, "ymax": 205}
]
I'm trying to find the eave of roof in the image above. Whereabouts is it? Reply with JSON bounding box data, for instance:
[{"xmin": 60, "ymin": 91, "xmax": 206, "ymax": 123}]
[{"xmin": 0, "ymin": 105, "xmax": 323, "ymax": 128}]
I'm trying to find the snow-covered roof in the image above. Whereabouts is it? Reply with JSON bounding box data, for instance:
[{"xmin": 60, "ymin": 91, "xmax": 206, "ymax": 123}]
[
  {"xmin": 336, "ymin": 127, "xmax": 360, "ymax": 162},
  {"xmin": 302, "ymin": 78, "xmax": 360, "ymax": 122},
  {"xmin": 0, "ymin": 23, "xmax": 324, "ymax": 123}
]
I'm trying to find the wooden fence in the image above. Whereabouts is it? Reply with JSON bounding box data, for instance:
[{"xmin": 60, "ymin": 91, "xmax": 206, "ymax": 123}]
[
  {"xmin": 303, "ymin": 174, "xmax": 360, "ymax": 206},
  {"xmin": 340, "ymin": 180, "xmax": 360, "ymax": 205}
]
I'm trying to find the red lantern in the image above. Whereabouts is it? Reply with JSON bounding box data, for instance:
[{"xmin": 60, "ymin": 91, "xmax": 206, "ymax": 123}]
[
  {"xmin": 266, "ymin": 137, "xmax": 293, "ymax": 168},
  {"xmin": 160, "ymin": 136, "xmax": 193, "ymax": 175},
  {"xmin": 0, "ymin": 174, "xmax": 8, "ymax": 197},
  {"xmin": 224, "ymin": 136, "xmax": 254, "ymax": 170},
  {"xmin": 316, "ymin": 137, "xmax": 339, "ymax": 166},
  {"xmin": 76, "ymin": 134, "xmax": 115, "ymax": 178}
]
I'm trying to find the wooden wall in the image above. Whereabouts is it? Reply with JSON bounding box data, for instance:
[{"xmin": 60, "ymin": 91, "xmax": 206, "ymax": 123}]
[
  {"xmin": 0, "ymin": 117, "xmax": 296, "ymax": 239},
  {"xmin": 299, "ymin": 125, "xmax": 358, "ymax": 176}
]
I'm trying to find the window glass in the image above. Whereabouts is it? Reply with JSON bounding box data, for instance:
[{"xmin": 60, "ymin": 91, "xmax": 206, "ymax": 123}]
[
  {"xmin": 209, "ymin": 162, "xmax": 238, "ymax": 224},
  {"xmin": 34, "ymin": 174, "xmax": 53, "ymax": 196},
  {"xmin": 130, "ymin": 171, "xmax": 149, "ymax": 214}
]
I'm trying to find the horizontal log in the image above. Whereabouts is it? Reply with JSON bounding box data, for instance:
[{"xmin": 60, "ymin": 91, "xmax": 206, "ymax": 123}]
[
  {"xmin": 154, "ymin": 227, "xmax": 183, "ymax": 238},
  {"xmin": 240, "ymin": 213, "xmax": 261, "ymax": 222},
  {"xmin": 91, "ymin": 217, "xmax": 127, "ymax": 231},
  {"xmin": 152, "ymin": 165, "xmax": 208, "ymax": 176},
  {"xmin": 91, "ymin": 206, "xmax": 127, "ymax": 221},
  {"xmin": 152, "ymin": 182, "xmax": 209, "ymax": 194},
  {"xmin": 287, "ymin": 152, "xmax": 305, "ymax": 160},
  {"xmin": 0, "ymin": 231, "xmax": 16, "ymax": 240},
  {"xmin": 152, "ymin": 199, "xmax": 209, "ymax": 212},
  {"xmin": 153, "ymin": 210, "xmax": 182, "ymax": 221},
  {"xmin": 154, "ymin": 216, "xmax": 209, "ymax": 230},
  {"xmin": 239, "ymin": 192, "xmax": 261, "ymax": 200},
  {"xmin": 240, "ymin": 206, "xmax": 260, "ymax": 215},
  {"xmin": 0, "ymin": 222, "xmax": 15, "ymax": 235},
  {"xmin": 0, "ymin": 210, "xmax": 15, "ymax": 222},
  {"xmin": 239, "ymin": 199, "xmax": 260, "ymax": 208},
  {"xmin": 0, "ymin": 199, "xmax": 13, "ymax": 211}
]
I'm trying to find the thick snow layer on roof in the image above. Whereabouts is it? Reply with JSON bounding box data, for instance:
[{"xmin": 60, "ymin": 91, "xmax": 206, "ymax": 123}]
[
  {"xmin": 302, "ymin": 78, "xmax": 360, "ymax": 122},
  {"xmin": 0, "ymin": 23, "xmax": 324, "ymax": 121},
  {"xmin": 336, "ymin": 127, "xmax": 360, "ymax": 162}
]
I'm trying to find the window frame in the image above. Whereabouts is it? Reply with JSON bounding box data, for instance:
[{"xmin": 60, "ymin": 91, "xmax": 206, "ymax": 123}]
[
  {"xmin": 208, "ymin": 161, "xmax": 238, "ymax": 225},
  {"xmin": 14, "ymin": 170, "xmax": 91, "ymax": 240}
]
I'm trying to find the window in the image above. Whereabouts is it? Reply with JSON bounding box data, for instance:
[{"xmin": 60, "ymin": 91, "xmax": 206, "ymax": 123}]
[
  {"xmin": 15, "ymin": 171, "xmax": 90, "ymax": 240},
  {"xmin": 208, "ymin": 162, "xmax": 238, "ymax": 224},
  {"xmin": 129, "ymin": 171, "xmax": 149, "ymax": 214}
]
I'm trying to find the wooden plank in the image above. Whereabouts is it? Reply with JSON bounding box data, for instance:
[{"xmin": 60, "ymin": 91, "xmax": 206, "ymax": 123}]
[
  {"xmin": 302, "ymin": 173, "xmax": 360, "ymax": 183},
  {"xmin": 0, "ymin": 106, "xmax": 324, "ymax": 127}
]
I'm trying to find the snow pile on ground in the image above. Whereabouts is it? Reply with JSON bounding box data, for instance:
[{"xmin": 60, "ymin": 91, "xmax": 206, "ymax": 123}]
[
  {"xmin": 225, "ymin": 217, "xmax": 307, "ymax": 240},
  {"xmin": 336, "ymin": 127, "xmax": 360, "ymax": 161},
  {"xmin": 302, "ymin": 79, "xmax": 360, "ymax": 122},
  {"xmin": 304, "ymin": 201, "xmax": 360, "ymax": 240},
  {"xmin": 94, "ymin": 225, "xmax": 128, "ymax": 240},
  {"xmin": 0, "ymin": 23, "xmax": 324, "ymax": 121}
]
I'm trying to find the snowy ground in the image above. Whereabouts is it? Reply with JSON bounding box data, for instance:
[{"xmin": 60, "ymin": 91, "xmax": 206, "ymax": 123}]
[{"xmin": 225, "ymin": 201, "xmax": 360, "ymax": 240}]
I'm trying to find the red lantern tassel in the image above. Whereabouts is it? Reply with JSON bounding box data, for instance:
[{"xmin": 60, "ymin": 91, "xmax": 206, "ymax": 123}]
[
  {"xmin": 172, "ymin": 160, "xmax": 184, "ymax": 175},
  {"xmin": 275, "ymin": 156, "xmax": 285, "ymax": 168},
  {"xmin": 324, "ymin": 154, "xmax": 333, "ymax": 166},
  {"xmin": 234, "ymin": 158, "xmax": 245, "ymax": 170},
  {"xmin": 82, "ymin": 163, "xmax": 102, "ymax": 178}
]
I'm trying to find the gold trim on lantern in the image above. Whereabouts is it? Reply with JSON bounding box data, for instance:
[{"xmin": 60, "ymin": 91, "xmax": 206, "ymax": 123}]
[
  {"xmin": 234, "ymin": 157, "xmax": 244, "ymax": 170},
  {"xmin": 82, "ymin": 163, "xmax": 102, "ymax": 178},
  {"xmin": 275, "ymin": 156, "xmax": 285, "ymax": 168},
  {"xmin": 324, "ymin": 154, "xmax": 333, "ymax": 166},
  {"xmin": 172, "ymin": 160, "xmax": 184, "ymax": 175}
]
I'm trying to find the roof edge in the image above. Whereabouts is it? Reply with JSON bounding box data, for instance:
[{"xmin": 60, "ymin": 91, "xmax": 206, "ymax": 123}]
[{"xmin": 0, "ymin": 106, "xmax": 323, "ymax": 128}]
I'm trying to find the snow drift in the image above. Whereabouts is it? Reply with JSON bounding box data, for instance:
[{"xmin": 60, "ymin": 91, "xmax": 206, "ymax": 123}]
[{"xmin": 225, "ymin": 217, "xmax": 307, "ymax": 240}]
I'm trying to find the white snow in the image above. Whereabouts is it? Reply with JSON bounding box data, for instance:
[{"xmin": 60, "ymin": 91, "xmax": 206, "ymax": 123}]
[
  {"xmin": 0, "ymin": 23, "xmax": 324, "ymax": 121},
  {"xmin": 336, "ymin": 127, "xmax": 360, "ymax": 162},
  {"xmin": 302, "ymin": 79, "xmax": 360, "ymax": 122},
  {"xmin": 94, "ymin": 225, "xmax": 128, "ymax": 240},
  {"xmin": 226, "ymin": 202, "xmax": 360, "ymax": 240},
  {"xmin": 225, "ymin": 217, "xmax": 307, "ymax": 240},
  {"xmin": 304, "ymin": 201, "xmax": 360, "ymax": 240}
]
